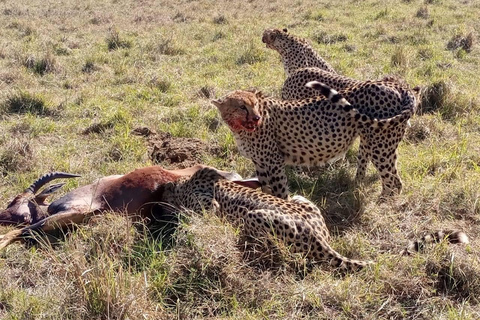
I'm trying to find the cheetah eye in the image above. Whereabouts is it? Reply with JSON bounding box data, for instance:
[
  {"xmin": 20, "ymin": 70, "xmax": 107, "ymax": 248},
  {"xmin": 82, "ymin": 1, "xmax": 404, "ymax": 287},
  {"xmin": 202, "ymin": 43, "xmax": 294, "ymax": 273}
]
[{"xmin": 240, "ymin": 105, "xmax": 248, "ymax": 111}]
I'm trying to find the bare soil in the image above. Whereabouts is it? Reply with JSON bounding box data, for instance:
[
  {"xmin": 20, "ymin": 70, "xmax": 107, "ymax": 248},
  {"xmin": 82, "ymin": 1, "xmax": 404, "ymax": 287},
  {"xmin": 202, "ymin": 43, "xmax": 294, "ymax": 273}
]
[{"xmin": 132, "ymin": 127, "xmax": 222, "ymax": 168}]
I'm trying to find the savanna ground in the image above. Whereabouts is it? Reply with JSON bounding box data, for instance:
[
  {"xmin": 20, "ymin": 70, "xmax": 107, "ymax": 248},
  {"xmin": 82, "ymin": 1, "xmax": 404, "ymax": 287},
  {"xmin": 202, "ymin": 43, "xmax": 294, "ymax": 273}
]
[{"xmin": 0, "ymin": 0, "xmax": 479, "ymax": 318}]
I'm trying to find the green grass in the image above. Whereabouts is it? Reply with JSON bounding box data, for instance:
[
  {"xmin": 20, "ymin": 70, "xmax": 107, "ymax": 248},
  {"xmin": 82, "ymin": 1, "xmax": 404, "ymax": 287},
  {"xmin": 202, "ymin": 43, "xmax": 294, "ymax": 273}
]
[{"xmin": 0, "ymin": 0, "xmax": 479, "ymax": 318}]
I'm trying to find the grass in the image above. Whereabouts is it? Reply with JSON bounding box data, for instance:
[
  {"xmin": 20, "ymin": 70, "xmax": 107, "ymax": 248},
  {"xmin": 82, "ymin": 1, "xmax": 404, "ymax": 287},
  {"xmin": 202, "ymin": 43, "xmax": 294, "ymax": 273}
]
[{"xmin": 0, "ymin": 0, "xmax": 479, "ymax": 318}]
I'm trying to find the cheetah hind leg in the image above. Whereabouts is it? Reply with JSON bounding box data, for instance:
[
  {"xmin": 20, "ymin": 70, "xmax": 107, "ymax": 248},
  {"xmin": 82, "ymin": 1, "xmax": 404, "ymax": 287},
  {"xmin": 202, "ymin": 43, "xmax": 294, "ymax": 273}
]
[
  {"xmin": 242, "ymin": 209, "xmax": 370, "ymax": 272},
  {"xmin": 363, "ymin": 131, "xmax": 403, "ymax": 198},
  {"xmin": 290, "ymin": 195, "xmax": 322, "ymax": 216},
  {"xmin": 290, "ymin": 195, "xmax": 330, "ymax": 242},
  {"xmin": 355, "ymin": 138, "xmax": 372, "ymax": 183}
]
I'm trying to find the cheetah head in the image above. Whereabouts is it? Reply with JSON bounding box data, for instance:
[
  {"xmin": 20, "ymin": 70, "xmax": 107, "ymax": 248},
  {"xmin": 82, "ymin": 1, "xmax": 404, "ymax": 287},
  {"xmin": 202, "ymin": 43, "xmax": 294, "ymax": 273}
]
[
  {"xmin": 262, "ymin": 28, "xmax": 289, "ymax": 52},
  {"xmin": 212, "ymin": 90, "xmax": 262, "ymax": 133}
]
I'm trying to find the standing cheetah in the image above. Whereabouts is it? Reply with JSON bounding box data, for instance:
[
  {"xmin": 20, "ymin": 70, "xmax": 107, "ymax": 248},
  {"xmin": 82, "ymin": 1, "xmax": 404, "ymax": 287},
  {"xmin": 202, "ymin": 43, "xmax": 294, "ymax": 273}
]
[
  {"xmin": 262, "ymin": 28, "xmax": 336, "ymax": 76},
  {"xmin": 213, "ymin": 82, "xmax": 412, "ymax": 199},
  {"xmin": 163, "ymin": 166, "xmax": 372, "ymax": 272},
  {"xmin": 263, "ymin": 28, "xmax": 418, "ymax": 189}
]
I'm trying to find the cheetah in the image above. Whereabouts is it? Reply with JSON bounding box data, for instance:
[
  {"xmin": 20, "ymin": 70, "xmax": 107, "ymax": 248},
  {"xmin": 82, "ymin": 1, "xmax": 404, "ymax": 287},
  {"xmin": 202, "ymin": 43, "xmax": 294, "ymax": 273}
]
[
  {"xmin": 163, "ymin": 166, "xmax": 372, "ymax": 272},
  {"xmin": 213, "ymin": 82, "xmax": 412, "ymax": 199},
  {"xmin": 262, "ymin": 28, "xmax": 336, "ymax": 76},
  {"xmin": 284, "ymin": 71, "xmax": 417, "ymax": 187},
  {"xmin": 262, "ymin": 29, "xmax": 418, "ymax": 190},
  {"xmin": 262, "ymin": 28, "xmax": 418, "ymax": 111}
]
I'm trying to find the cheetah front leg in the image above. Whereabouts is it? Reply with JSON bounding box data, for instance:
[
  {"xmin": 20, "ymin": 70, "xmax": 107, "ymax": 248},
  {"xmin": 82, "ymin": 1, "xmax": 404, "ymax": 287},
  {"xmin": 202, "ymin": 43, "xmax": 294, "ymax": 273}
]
[
  {"xmin": 167, "ymin": 184, "xmax": 220, "ymax": 214},
  {"xmin": 255, "ymin": 164, "xmax": 289, "ymax": 199}
]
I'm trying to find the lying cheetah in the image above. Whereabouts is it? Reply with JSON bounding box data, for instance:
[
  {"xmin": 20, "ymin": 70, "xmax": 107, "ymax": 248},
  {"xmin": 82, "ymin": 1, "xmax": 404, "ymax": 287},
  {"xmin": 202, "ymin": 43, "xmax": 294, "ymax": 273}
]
[
  {"xmin": 213, "ymin": 82, "xmax": 412, "ymax": 199},
  {"xmin": 262, "ymin": 28, "xmax": 336, "ymax": 76},
  {"xmin": 163, "ymin": 166, "xmax": 372, "ymax": 272}
]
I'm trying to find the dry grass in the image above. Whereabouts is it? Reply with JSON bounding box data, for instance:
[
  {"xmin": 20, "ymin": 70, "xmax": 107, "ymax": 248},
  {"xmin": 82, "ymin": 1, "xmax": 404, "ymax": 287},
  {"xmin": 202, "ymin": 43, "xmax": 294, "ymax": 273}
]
[{"xmin": 0, "ymin": 0, "xmax": 479, "ymax": 318}]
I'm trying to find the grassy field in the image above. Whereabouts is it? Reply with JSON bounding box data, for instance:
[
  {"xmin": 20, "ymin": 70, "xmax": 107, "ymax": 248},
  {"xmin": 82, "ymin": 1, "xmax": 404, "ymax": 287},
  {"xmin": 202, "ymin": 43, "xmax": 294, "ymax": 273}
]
[{"xmin": 0, "ymin": 0, "xmax": 479, "ymax": 318}]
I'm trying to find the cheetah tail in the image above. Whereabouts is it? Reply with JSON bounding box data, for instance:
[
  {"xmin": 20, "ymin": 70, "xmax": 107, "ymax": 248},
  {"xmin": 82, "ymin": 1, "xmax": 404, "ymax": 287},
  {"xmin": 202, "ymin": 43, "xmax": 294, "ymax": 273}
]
[
  {"xmin": 350, "ymin": 104, "xmax": 412, "ymax": 130},
  {"xmin": 319, "ymin": 238, "xmax": 374, "ymax": 272},
  {"xmin": 401, "ymin": 230, "xmax": 469, "ymax": 255},
  {"xmin": 372, "ymin": 108, "xmax": 413, "ymax": 129},
  {"xmin": 305, "ymin": 81, "xmax": 412, "ymax": 129},
  {"xmin": 305, "ymin": 81, "xmax": 353, "ymax": 109},
  {"xmin": 305, "ymin": 81, "xmax": 380, "ymax": 128}
]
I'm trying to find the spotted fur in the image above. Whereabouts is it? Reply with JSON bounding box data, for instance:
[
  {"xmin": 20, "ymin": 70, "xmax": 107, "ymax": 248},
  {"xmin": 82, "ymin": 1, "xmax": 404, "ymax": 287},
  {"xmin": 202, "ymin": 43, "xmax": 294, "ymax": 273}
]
[
  {"xmin": 213, "ymin": 83, "xmax": 412, "ymax": 199},
  {"xmin": 164, "ymin": 167, "xmax": 372, "ymax": 272},
  {"xmin": 263, "ymin": 29, "xmax": 418, "ymax": 194}
]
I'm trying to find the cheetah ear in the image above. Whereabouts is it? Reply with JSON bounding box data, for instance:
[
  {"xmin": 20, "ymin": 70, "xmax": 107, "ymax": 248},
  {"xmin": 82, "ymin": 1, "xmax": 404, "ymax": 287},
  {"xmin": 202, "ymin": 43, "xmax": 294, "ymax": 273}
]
[
  {"xmin": 254, "ymin": 90, "xmax": 263, "ymax": 98},
  {"xmin": 232, "ymin": 178, "xmax": 262, "ymax": 189},
  {"xmin": 282, "ymin": 28, "xmax": 288, "ymax": 33},
  {"xmin": 211, "ymin": 98, "xmax": 224, "ymax": 108}
]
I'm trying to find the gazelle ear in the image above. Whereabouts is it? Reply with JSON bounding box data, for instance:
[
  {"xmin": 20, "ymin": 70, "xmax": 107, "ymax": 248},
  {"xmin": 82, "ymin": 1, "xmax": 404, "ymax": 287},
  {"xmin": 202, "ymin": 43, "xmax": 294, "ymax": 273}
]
[
  {"xmin": 231, "ymin": 178, "xmax": 262, "ymax": 189},
  {"xmin": 163, "ymin": 181, "xmax": 176, "ymax": 190}
]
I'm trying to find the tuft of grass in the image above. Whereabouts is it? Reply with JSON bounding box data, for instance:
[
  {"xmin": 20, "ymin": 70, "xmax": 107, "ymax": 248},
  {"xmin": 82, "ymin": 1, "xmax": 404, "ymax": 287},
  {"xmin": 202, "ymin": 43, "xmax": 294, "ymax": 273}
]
[
  {"xmin": 1, "ymin": 91, "xmax": 50, "ymax": 115},
  {"xmin": 303, "ymin": 10, "xmax": 324, "ymax": 21},
  {"xmin": 390, "ymin": 46, "xmax": 411, "ymax": 69},
  {"xmin": 148, "ymin": 77, "xmax": 172, "ymax": 93},
  {"xmin": 156, "ymin": 38, "xmax": 185, "ymax": 56},
  {"xmin": 212, "ymin": 31, "xmax": 226, "ymax": 41},
  {"xmin": 417, "ymin": 47, "xmax": 434, "ymax": 60},
  {"xmin": 0, "ymin": 139, "xmax": 34, "ymax": 176},
  {"xmin": 106, "ymin": 29, "xmax": 132, "ymax": 51},
  {"xmin": 426, "ymin": 250, "xmax": 480, "ymax": 304},
  {"xmin": 83, "ymin": 110, "xmax": 130, "ymax": 135},
  {"xmin": 447, "ymin": 32, "xmax": 475, "ymax": 53},
  {"xmin": 23, "ymin": 52, "xmax": 57, "ymax": 75},
  {"xmin": 0, "ymin": 72, "xmax": 16, "ymax": 84},
  {"xmin": 418, "ymin": 80, "xmax": 453, "ymax": 114},
  {"xmin": 213, "ymin": 15, "xmax": 228, "ymax": 24},
  {"xmin": 172, "ymin": 12, "xmax": 189, "ymax": 23},
  {"xmin": 196, "ymin": 86, "xmax": 215, "ymax": 99},
  {"xmin": 416, "ymin": 6, "xmax": 429, "ymax": 18},
  {"xmin": 54, "ymin": 45, "xmax": 71, "ymax": 56},
  {"xmin": 81, "ymin": 58, "xmax": 98, "ymax": 73},
  {"xmin": 313, "ymin": 31, "xmax": 348, "ymax": 45},
  {"xmin": 236, "ymin": 43, "xmax": 266, "ymax": 65},
  {"xmin": 405, "ymin": 117, "xmax": 432, "ymax": 143},
  {"xmin": 374, "ymin": 8, "xmax": 389, "ymax": 20}
]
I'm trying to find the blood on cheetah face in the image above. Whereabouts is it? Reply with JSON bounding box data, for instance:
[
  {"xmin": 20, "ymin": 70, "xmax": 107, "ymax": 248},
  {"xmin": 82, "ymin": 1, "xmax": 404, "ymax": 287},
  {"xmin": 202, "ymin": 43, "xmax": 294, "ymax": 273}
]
[{"xmin": 212, "ymin": 91, "xmax": 262, "ymax": 133}]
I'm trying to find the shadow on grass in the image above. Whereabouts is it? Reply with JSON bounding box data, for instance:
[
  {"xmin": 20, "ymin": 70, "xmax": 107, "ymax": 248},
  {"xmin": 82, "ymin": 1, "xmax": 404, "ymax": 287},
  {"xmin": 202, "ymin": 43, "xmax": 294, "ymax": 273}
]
[{"xmin": 287, "ymin": 164, "xmax": 367, "ymax": 234}]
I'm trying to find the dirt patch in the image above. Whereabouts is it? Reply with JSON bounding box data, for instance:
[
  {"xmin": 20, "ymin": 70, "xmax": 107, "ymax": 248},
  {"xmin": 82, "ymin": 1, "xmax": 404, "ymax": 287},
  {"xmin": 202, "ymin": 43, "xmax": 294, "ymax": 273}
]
[{"xmin": 132, "ymin": 127, "xmax": 222, "ymax": 168}]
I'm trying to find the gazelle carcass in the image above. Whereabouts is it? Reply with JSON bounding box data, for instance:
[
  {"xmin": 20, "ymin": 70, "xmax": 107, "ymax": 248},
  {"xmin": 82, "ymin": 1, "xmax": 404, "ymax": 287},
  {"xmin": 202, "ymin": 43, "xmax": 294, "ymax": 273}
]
[{"xmin": 0, "ymin": 165, "xmax": 250, "ymax": 250}]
